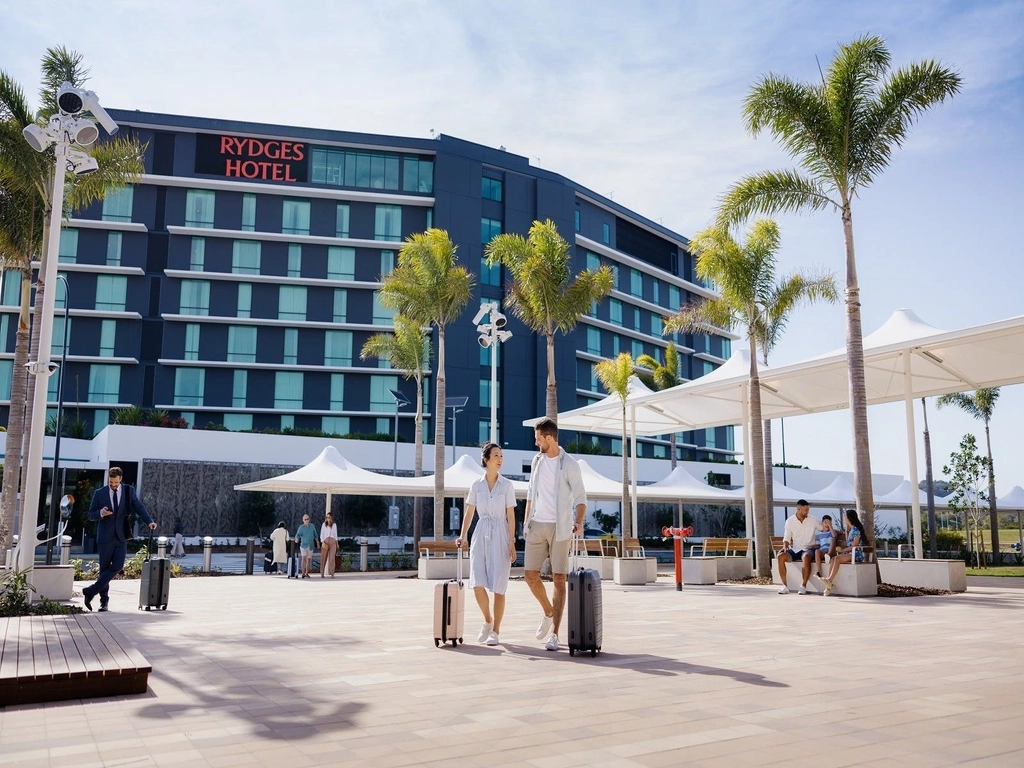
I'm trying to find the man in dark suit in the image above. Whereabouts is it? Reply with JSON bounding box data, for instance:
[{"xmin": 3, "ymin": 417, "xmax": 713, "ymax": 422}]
[{"xmin": 84, "ymin": 466, "xmax": 157, "ymax": 612}]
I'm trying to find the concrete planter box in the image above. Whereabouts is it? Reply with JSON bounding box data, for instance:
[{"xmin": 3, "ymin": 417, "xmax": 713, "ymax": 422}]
[
  {"xmin": 614, "ymin": 557, "xmax": 649, "ymax": 585},
  {"xmin": 417, "ymin": 554, "xmax": 468, "ymax": 580},
  {"xmin": 683, "ymin": 557, "xmax": 717, "ymax": 585},
  {"xmin": 784, "ymin": 562, "xmax": 877, "ymax": 597},
  {"xmin": 30, "ymin": 565, "xmax": 75, "ymax": 602},
  {"xmin": 577, "ymin": 554, "xmax": 614, "ymax": 580},
  {"xmin": 714, "ymin": 556, "xmax": 753, "ymax": 581},
  {"xmin": 878, "ymin": 559, "xmax": 966, "ymax": 592}
]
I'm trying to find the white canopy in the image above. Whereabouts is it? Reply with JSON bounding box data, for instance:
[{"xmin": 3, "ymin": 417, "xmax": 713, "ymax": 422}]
[
  {"xmin": 996, "ymin": 485, "xmax": 1024, "ymax": 511},
  {"xmin": 643, "ymin": 466, "xmax": 745, "ymax": 504},
  {"xmin": 874, "ymin": 479, "xmax": 952, "ymax": 509},
  {"xmin": 576, "ymin": 460, "xmax": 631, "ymax": 501},
  {"xmin": 234, "ymin": 445, "xmax": 427, "ymax": 495},
  {"xmin": 524, "ymin": 376, "xmax": 661, "ymax": 436},
  {"xmin": 403, "ymin": 455, "xmax": 530, "ymax": 499}
]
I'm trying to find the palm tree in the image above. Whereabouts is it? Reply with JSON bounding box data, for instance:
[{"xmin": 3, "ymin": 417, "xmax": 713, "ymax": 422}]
[
  {"xmin": 716, "ymin": 35, "xmax": 961, "ymax": 549},
  {"xmin": 937, "ymin": 388, "xmax": 1001, "ymax": 560},
  {"xmin": 485, "ymin": 219, "xmax": 614, "ymax": 420},
  {"xmin": 666, "ymin": 221, "xmax": 835, "ymax": 577},
  {"xmin": 380, "ymin": 229, "xmax": 472, "ymax": 541},
  {"xmin": 0, "ymin": 47, "xmax": 144, "ymax": 554},
  {"xmin": 634, "ymin": 343, "xmax": 682, "ymax": 469},
  {"xmin": 594, "ymin": 353, "xmax": 635, "ymax": 539},
  {"xmin": 360, "ymin": 314, "xmax": 431, "ymax": 547}
]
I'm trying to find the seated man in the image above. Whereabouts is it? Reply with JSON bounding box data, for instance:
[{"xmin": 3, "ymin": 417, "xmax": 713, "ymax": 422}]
[{"xmin": 777, "ymin": 500, "xmax": 821, "ymax": 595}]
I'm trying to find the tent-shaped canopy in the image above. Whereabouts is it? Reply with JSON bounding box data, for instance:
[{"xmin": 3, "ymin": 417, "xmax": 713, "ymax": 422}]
[
  {"xmin": 875, "ymin": 479, "xmax": 951, "ymax": 509},
  {"xmin": 404, "ymin": 455, "xmax": 530, "ymax": 498},
  {"xmin": 234, "ymin": 445, "xmax": 427, "ymax": 495},
  {"xmin": 997, "ymin": 485, "xmax": 1024, "ymax": 511},
  {"xmin": 643, "ymin": 466, "xmax": 745, "ymax": 504},
  {"xmin": 524, "ymin": 376, "xmax": 660, "ymax": 436},
  {"xmin": 576, "ymin": 460, "xmax": 632, "ymax": 501}
]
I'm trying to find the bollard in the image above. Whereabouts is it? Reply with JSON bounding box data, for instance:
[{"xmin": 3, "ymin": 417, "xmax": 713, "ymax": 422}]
[
  {"xmin": 203, "ymin": 536, "xmax": 214, "ymax": 572},
  {"xmin": 157, "ymin": 536, "xmax": 168, "ymax": 559},
  {"xmin": 60, "ymin": 536, "xmax": 72, "ymax": 565},
  {"xmin": 245, "ymin": 536, "xmax": 255, "ymax": 575},
  {"xmin": 663, "ymin": 526, "xmax": 695, "ymax": 591},
  {"xmin": 359, "ymin": 537, "xmax": 368, "ymax": 572}
]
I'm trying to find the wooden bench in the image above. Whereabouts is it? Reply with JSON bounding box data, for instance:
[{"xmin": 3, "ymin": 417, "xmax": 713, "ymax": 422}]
[
  {"xmin": 689, "ymin": 538, "xmax": 753, "ymax": 580},
  {"xmin": 778, "ymin": 546, "xmax": 877, "ymax": 596},
  {"xmin": 0, "ymin": 614, "xmax": 151, "ymax": 706},
  {"xmin": 689, "ymin": 538, "xmax": 750, "ymax": 557},
  {"xmin": 417, "ymin": 540, "xmax": 468, "ymax": 580},
  {"xmin": 616, "ymin": 538, "xmax": 657, "ymax": 585},
  {"xmin": 418, "ymin": 541, "xmax": 466, "ymax": 558}
]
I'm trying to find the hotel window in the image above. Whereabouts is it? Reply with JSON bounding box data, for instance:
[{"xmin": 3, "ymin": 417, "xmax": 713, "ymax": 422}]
[
  {"xmin": 705, "ymin": 427, "xmax": 717, "ymax": 449},
  {"xmin": 574, "ymin": 209, "xmax": 581, "ymax": 232},
  {"xmin": 480, "ymin": 216, "xmax": 501, "ymax": 245},
  {"xmin": 327, "ymin": 247, "xmax": 355, "ymax": 280},
  {"xmin": 282, "ymin": 199, "xmax": 310, "ymax": 235},
  {"xmin": 55, "ymin": 271, "xmax": 68, "ymax": 309},
  {"xmin": 651, "ymin": 315, "xmax": 663, "ymax": 337},
  {"xmin": 180, "ymin": 279, "xmax": 210, "ymax": 316},
  {"xmin": 702, "ymin": 360, "xmax": 715, "ymax": 376},
  {"xmin": 101, "ymin": 186, "xmax": 133, "ymax": 222},
  {"xmin": 478, "ymin": 379, "xmax": 500, "ymax": 408},
  {"xmin": 586, "ymin": 252, "xmax": 600, "ymax": 272},
  {"xmin": 611, "ymin": 335, "xmax": 620, "ymax": 356},
  {"xmin": 1, "ymin": 272, "xmax": 21, "ymax": 305},
  {"xmin": 281, "ymin": 415, "xmax": 295, "ymax": 431},
  {"xmin": 481, "ymin": 176, "xmax": 503, "ymax": 202},
  {"xmin": 611, "ymin": 265, "xmax": 619, "ymax": 290},
  {"xmin": 586, "ymin": 326, "xmax": 601, "ymax": 355},
  {"xmin": 312, "ymin": 147, "xmax": 401, "ymax": 190},
  {"xmin": 47, "ymin": 377, "xmax": 59, "ymax": 405},
  {"xmin": 330, "ymin": 374, "xmax": 345, "ymax": 410},
  {"xmin": 96, "ymin": 275, "xmax": 127, "ymax": 312},
  {"xmin": 52, "ymin": 316, "xmax": 71, "ymax": 357},
  {"xmin": 609, "ymin": 299, "xmax": 622, "ymax": 326},
  {"xmin": 184, "ymin": 323, "xmax": 200, "ymax": 361},
  {"xmin": 237, "ymin": 283, "xmax": 252, "ymax": 318},
  {"xmin": 603, "ymin": 223, "xmax": 611, "ymax": 245},
  {"xmin": 402, "ymin": 157, "xmax": 434, "ymax": 193},
  {"xmin": 630, "ymin": 269, "xmax": 642, "ymax": 298},
  {"xmin": 632, "ymin": 340, "xmax": 644, "ymax": 359},
  {"xmin": 722, "ymin": 338, "xmax": 732, "ymax": 358},
  {"xmin": 241, "ymin": 194, "xmax": 256, "ymax": 232},
  {"xmin": 324, "ymin": 330, "xmax": 353, "ymax": 366},
  {"xmin": 333, "ymin": 289, "xmax": 348, "ymax": 323},
  {"xmin": 481, "ymin": 256, "xmax": 500, "ymax": 287},
  {"xmin": 335, "ymin": 203, "xmax": 350, "ymax": 238},
  {"xmin": 652, "ymin": 279, "xmax": 660, "ymax": 305},
  {"xmin": 94, "ymin": 410, "xmax": 110, "ymax": 431},
  {"xmin": 590, "ymin": 363, "xmax": 599, "ymax": 392},
  {"xmin": 0, "ymin": 315, "xmax": 9, "ymax": 353},
  {"xmin": 227, "ymin": 326, "xmax": 257, "ymax": 362},
  {"xmin": 633, "ymin": 307, "xmax": 641, "ymax": 331},
  {"xmin": 58, "ymin": 229, "xmax": 78, "ymax": 263},
  {"xmin": 283, "ymin": 328, "xmax": 298, "ymax": 364},
  {"xmin": 232, "ymin": 369, "xmax": 247, "ymax": 407},
  {"xmin": 479, "ymin": 339, "xmax": 501, "ymax": 366},
  {"xmin": 374, "ymin": 205, "xmax": 402, "ymax": 242},
  {"xmin": 370, "ymin": 375, "xmax": 398, "ymax": 412},
  {"xmin": 279, "ymin": 286, "xmax": 307, "ymax": 321},
  {"xmin": 232, "ymin": 240, "xmax": 261, "ymax": 274},
  {"xmin": 287, "ymin": 244, "xmax": 302, "ymax": 277},
  {"xmin": 106, "ymin": 232, "xmax": 122, "ymax": 266},
  {"xmin": 223, "ymin": 413, "xmax": 252, "ymax": 431},
  {"xmin": 274, "ymin": 371, "xmax": 304, "ymax": 409},
  {"xmin": 323, "ymin": 416, "xmax": 349, "ymax": 435},
  {"xmin": 190, "ymin": 237, "xmax": 205, "ymax": 271},
  {"xmin": 185, "ymin": 189, "xmax": 215, "ymax": 228},
  {"xmin": 669, "ymin": 284, "xmax": 681, "ymax": 311},
  {"xmin": 372, "ymin": 291, "xmax": 394, "ymax": 325},
  {"xmin": 380, "ymin": 250, "xmax": 395, "ymax": 279},
  {"xmin": 89, "ymin": 364, "xmax": 121, "ymax": 404},
  {"xmin": 0, "ymin": 360, "xmax": 11, "ymax": 400}
]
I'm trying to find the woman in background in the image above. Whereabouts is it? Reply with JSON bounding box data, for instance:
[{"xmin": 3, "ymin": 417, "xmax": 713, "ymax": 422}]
[{"xmin": 320, "ymin": 512, "xmax": 339, "ymax": 578}]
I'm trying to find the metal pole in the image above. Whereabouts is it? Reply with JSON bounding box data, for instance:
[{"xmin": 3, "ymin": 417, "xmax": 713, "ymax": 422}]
[
  {"xmin": 490, "ymin": 334, "xmax": 498, "ymax": 444},
  {"xmin": 630, "ymin": 406, "xmax": 638, "ymax": 538},
  {"xmin": 45, "ymin": 275, "xmax": 70, "ymax": 565},
  {"xmin": 903, "ymin": 352, "xmax": 924, "ymax": 559},
  {"xmin": 922, "ymin": 397, "xmax": 938, "ymax": 558},
  {"xmin": 781, "ymin": 417, "xmax": 789, "ymax": 520},
  {"xmin": 392, "ymin": 399, "xmax": 399, "ymax": 505}
]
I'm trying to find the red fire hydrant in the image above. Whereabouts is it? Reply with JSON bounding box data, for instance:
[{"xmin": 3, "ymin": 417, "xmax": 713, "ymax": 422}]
[{"xmin": 663, "ymin": 526, "xmax": 695, "ymax": 591}]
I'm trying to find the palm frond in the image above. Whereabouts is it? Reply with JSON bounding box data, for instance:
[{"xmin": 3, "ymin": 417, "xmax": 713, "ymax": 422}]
[
  {"xmin": 716, "ymin": 170, "xmax": 838, "ymax": 229},
  {"xmin": 63, "ymin": 135, "xmax": 146, "ymax": 213},
  {"xmin": 39, "ymin": 46, "xmax": 89, "ymax": 118},
  {"xmin": 595, "ymin": 353, "xmax": 634, "ymax": 401},
  {"xmin": 381, "ymin": 229, "xmax": 473, "ymax": 330}
]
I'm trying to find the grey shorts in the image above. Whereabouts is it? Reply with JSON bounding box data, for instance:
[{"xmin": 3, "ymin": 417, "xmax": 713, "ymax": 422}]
[{"xmin": 524, "ymin": 522, "xmax": 571, "ymax": 574}]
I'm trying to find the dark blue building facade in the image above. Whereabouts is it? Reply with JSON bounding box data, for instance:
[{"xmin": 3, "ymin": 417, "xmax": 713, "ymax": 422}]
[{"xmin": 0, "ymin": 111, "xmax": 734, "ymax": 460}]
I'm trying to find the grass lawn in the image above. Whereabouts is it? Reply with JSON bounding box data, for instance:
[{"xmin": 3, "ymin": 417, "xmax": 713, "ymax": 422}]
[{"xmin": 966, "ymin": 566, "xmax": 1024, "ymax": 577}]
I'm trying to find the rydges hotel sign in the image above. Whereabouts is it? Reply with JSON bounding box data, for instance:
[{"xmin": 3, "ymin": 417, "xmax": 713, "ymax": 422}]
[{"xmin": 195, "ymin": 133, "xmax": 309, "ymax": 182}]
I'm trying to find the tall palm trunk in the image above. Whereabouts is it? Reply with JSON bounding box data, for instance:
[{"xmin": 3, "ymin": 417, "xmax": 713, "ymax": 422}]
[
  {"xmin": 0, "ymin": 277, "xmax": 32, "ymax": 554},
  {"xmin": 748, "ymin": 334, "xmax": 770, "ymax": 577},
  {"xmin": 763, "ymin": 418, "xmax": 775, "ymax": 533},
  {"xmin": 620, "ymin": 405, "xmax": 630, "ymax": 539},
  {"xmin": 433, "ymin": 327, "xmax": 446, "ymax": 541},
  {"xmin": 983, "ymin": 418, "xmax": 999, "ymax": 563},
  {"xmin": 841, "ymin": 204, "xmax": 876, "ymax": 556},
  {"xmin": 413, "ymin": 375, "xmax": 424, "ymax": 548},
  {"xmin": 545, "ymin": 331, "xmax": 557, "ymax": 420}
]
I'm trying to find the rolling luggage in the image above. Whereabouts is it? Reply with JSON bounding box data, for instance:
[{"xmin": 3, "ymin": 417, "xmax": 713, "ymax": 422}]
[
  {"xmin": 263, "ymin": 552, "xmax": 277, "ymax": 573},
  {"xmin": 286, "ymin": 540, "xmax": 299, "ymax": 578},
  {"xmin": 567, "ymin": 537, "xmax": 602, "ymax": 657},
  {"xmin": 139, "ymin": 533, "xmax": 170, "ymax": 611},
  {"xmin": 432, "ymin": 542, "xmax": 465, "ymax": 647}
]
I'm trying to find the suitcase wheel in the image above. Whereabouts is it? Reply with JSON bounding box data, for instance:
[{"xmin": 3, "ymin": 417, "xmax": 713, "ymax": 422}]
[
  {"xmin": 590, "ymin": 649, "xmax": 597, "ymax": 657},
  {"xmin": 450, "ymin": 639, "xmax": 457, "ymax": 648},
  {"xmin": 434, "ymin": 639, "xmax": 440, "ymax": 647},
  {"xmin": 161, "ymin": 606, "xmax": 168, "ymax": 611},
  {"xmin": 458, "ymin": 638, "xmax": 463, "ymax": 645},
  {"xmin": 569, "ymin": 647, "xmax": 575, "ymax": 657},
  {"xmin": 145, "ymin": 606, "xmax": 151, "ymax": 611}
]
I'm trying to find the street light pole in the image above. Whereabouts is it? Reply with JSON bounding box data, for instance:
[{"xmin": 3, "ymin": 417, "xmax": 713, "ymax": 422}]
[
  {"xmin": 45, "ymin": 275, "xmax": 70, "ymax": 565},
  {"xmin": 474, "ymin": 302, "xmax": 511, "ymax": 445},
  {"xmin": 388, "ymin": 389, "xmax": 410, "ymax": 506}
]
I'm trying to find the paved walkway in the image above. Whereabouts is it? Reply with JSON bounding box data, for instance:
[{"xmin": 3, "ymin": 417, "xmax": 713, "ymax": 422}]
[{"xmin": 1, "ymin": 573, "xmax": 1022, "ymax": 767}]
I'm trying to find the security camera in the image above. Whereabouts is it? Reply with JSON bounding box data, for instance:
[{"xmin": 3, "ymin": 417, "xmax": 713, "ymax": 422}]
[
  {"xmin": 56, "ymin": 82, "xmax": 119, "ymax": 135},
  {"xmin": 66, "ymin": 117, "xmax": 99, "ymax": 146},
  {"xmin": 496, "ymin": 330, "xmax": 512, "ymax": 343},
  {"xmin": 492, "ymin": 312, "xmax": 507, "ymax": 328},
  {"xmin": 477, "ymin": 336, "xmax": 492, "ymax": 348},
  {"xmin": 472, "ymin": 302, "xmax": 496, "ymax": 325},
  {"xmin": 23, "ymin": 123, "xmax": 52, "ymax": 153},
  {"xmin": 46, "ymin": 361, "xmax": 60, "ymax": 375},
  {"xmin": 66, "ymin": 149, "xmax": 98, "ymax": 176}
]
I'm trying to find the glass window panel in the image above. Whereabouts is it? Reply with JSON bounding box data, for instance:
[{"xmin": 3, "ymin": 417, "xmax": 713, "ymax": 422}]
[
  {"xmin": 283, "ymin": 328, "xmax": 298, "ymax": 364},
  {"xmin": 586, "ymin": 252, "xmax": 600, "ymax": 272},
  {"xmin": 335, "ymin": 203, "xmax": 350, "ymax": 238},
  {"xmin": 333, "ymin": 289, "xmax": 347, "ymax": 322},
  {"xmin": 611, "ymin": 265, "xmax": 619, "ymax": 289},
  {"xmin": 0, "ymin": 359, "xmax": 11, "ymax": 400},
  {"xmin": 634, "ymin": 307, "xmax": 641, "ymax": 330},
  {"xmin": 241, "ymin": 194, "xmax": 256, "ymax": 231},
  {"xmin": 179, "ymin": 279, "xmax": 210, "ymax": 316},
  {"xmin": 324, "ymin": 330, "xmax": 352, "ymax": 366},
  {"xmin": 282, "ymin": 199, "xmax": 310, "ymax": 235},
  {"xmin": 380, "ymin": 250, "xmax": 395, "ymax": 279},
  {"xmin": 574, "ymin": 209, "xmax": 581, "ymax": 232},
  {"xmin": 105, "ymin": 231, "xmax": 122, "ymax": 266},
  {"xmin": 355, "ymin": 154, "xmax": 371, "ymax": 187},
  {"xmin": 418, "ymin": 160, "xmax": 433, "ymax": 193},
  {"xmin": 0, "ymin": 315, "xmax": 8, "ymax": 353},
  {"xmin": 587, "ymin": 326, "xmax": 601, "ymax": 355},
  {"xmin": 603, "ymin": 223, "xmax": 611, "ymax": 244},
  {"xmin": 630, "ymin": 269, "xmax": 642, "ymax": 297},
  {"xmin": 227, "ymin": 326, "xmax": 257, "ymax": 362},
  {"xmin": 185, "ymin": 189, "xmax": 215, "ymax": 228},
  {"xmin": 370, "ymin": 155, "xmax": 385, "ymax": 189},
  {"xmin": 652, "ymin": 279, "xmax": 660, "ymax": 305},
  {"xmin": 330, "ymin": 373, "xmax": 345, "ymax": 410},
  {"xmin": 93, "ymin": 409, "xmax": 110, "ymax": 431},
  {"xmin": 232, "ymin": 369, "xmax": 247, "ymax": 407},
  {"xmin": 287, "ymin": 243, "xmax": 302, "ymax": 277},
  {"xmin": 322, "ymin": 416, "xmax": 349, "ymax": 435},
  {"xmin": 374, "ymin": 205, "xmax": 402, "ymax": 242},
  {"xmin": 279, "ymin": 285, "xmax": 307, "ymax": 321},
  {"xmin": 173, "ymin": 368, "xmax": 204, "ymax": 406},
  {"xmin": 101, "ymin": 186, "xmax": 133, "ymax": 222},
  {"xmin": 669, "ymin": 284, "xmax": 680, "ymax": 310},
  {"xmin": 651, "ymin": 314, "xmax": 663, "ymax": 337},
  {"xmin": 58, "ymin": 229, "xmax": 78, "ymax": 263},
  {"xmin": 343, "ymin": 153, "xmax": 356, "ymax": 186},
  {"xmin": 232, "ymin": 240, "xmax": 261, "ymax": 274},
  {"xmin": 96, "ymin": 275, "xmax": 127, "ymax": 311},
  {"xmin": 705, "ymin": 427, "xmax": 717, "ymax": 448},
  {"xmin": 478, "ymin": 379, "xmax": 500, "ymax": 408},
  {"xmin": 274, "ymin": 371, "xmax": 303, "ymax": 409},
  {"xmin": 183, "ymin": 323, "xmax": 200, "ymax": 360},
  {"xmin": 480, "ymin": 217, "xmax": 501, "ymax": 244},
  {"xmin": 612, "ymin": 335, "xmax": 620, "ymax": 356},
  {"xmin": 372, "ymin": 291, "xmax": 394, "ymax": 325},
  {"xmin": 190, "ymin": 237, "xmax": 205, "ymax": 271},
  {"xmin": 481, "ymin": 177, "xmax": 503, "ymax": 202},
  {"xmin": 89, "ymin": 364, "xmax": 121, "ymax": 403},
  {"xmin": 426, "ymin": 207, "xmax": 433, "ymax": 228},
  {"xmin": 327, "ymin": 247, "xmax": 355, "ymax": 280},
  {"xmin": 591, "ymin": 363, "xmax": 599, "ymax": 392},
  {"xmin": 223, "ymin": 413, "xmax": 252, "ymax": 431},
  {"xmin": 480, "ymin": 256, "xmax": 500, "ymax": 286},
  {"xmin": 722, "ymin": 338, "xmax": 732, "ymax": 358},
  {"xmin": 369, "ymin": 375, "xmax": 398, "ymax": 412},
  {"xmin": 281, "ymin": 414, "xmax": 295, "ymax": 431},
  {"xmin": 52, "ymin": 316, "xmax": 72, "ymax": 357},
  {"xmin": 632, "ymin": 339, "xmax": 644, "ymax": 359},
  {"xmin": 237, "ymin": 283, "xmax": 251, "ymax": 318},
  {"xmin": 1, "ymin": 272, "xmax": 22, "ymax": 306},
  {"xmin": 609, "ymin": 299, "xmax": 622, "ymax": 326},
  {"xmin": 385, "ymin": 156, "xmax": 399, "ymax": 190}
]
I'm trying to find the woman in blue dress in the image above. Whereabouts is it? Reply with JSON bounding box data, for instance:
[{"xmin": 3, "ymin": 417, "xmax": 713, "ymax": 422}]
[
  {"xmin": 456, "ymin": 442, "xmax": 517, "ymax": 646},
  {"xmin": 822, "ymin": 508, "xmax": 867, "ymax": 596}
]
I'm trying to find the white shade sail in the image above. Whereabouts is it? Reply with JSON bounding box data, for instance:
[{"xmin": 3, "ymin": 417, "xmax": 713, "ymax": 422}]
[
  {"xmin": 996, "ymin": 485, "xmax": 1024, "ymax": 511},
  {"xmin": 403, "ymin": 455, "xmax": 530, "ymax": 498},
  {"xmin": 643, "ymin": 466, "xmax": 745, "ymax": 504},
  {"xmin": 523, "ymin": 376, "xmax": 661, "ymax": 436}
]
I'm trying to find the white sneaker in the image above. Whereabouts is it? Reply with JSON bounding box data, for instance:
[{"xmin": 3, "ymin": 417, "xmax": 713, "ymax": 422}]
[
  {"xmin": 477, "ymin": 622, "xmax": 493, "ymax": 643},
  {"xmin": 798, "ymin": 586, "xmax": 807, "ymax": 595},
  {"xmin": 536, "ymin": 614, "xmax": 553, "ymax": 640},
  {"xmin": 778, "ymin": 585, "xmax": 790, "ymax": 594},
  {"xmin": 545, "ymin": 633, "xmax": 559, "ymax": 652},
  {"xmin": 485, "ymin": 631, "xmax": 500, "ymax": 646}
]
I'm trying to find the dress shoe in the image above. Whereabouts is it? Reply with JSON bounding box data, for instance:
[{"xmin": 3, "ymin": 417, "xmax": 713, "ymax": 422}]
[{"xmin": 83, "ymin": 590, "xmax": 94, "ymax": 611}]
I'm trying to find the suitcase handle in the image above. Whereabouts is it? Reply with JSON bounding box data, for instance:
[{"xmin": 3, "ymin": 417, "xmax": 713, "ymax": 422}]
[{"xmin": 457, "ymin": 541, "xmax": 463, "ymax": 584}]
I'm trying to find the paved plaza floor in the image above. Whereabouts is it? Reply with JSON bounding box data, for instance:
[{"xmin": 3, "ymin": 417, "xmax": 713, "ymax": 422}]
[{"xmin": 1, "ymin": 572, "xmax": 1022, "ymax": 767}]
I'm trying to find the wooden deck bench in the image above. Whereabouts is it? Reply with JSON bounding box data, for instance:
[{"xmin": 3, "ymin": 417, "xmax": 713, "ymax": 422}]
[
  {"xmin": 418, "ymin": 540, "xmax": 466, "ymax": 559},
  {"xmin": 417, "ymin": 540, "xmax": 468, "ymax": 580},
  {"xmin": 689, "ymin": 538, "xmax": 753, "ymax": 580},
  {"xmin": 0, "ymin": 614, "xmax": 151, "ymax": 706}
]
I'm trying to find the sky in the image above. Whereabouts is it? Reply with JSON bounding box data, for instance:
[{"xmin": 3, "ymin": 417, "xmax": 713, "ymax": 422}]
[{"xmin": 3, "ymin": 0, "xmax": 1023, "ymax": 494}]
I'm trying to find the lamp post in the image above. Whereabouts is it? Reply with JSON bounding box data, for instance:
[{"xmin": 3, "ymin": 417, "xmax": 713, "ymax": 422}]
[
  {"xmin": 474, "ymin": 302, "xmax": 512, "ymax": 444},
  {"xmin": 18, "ymin": 82, "xmax": 114, "ymax": 571},
  {"xmin": 388, "ymin": 388, "xmax": 410, "ymax": 506},
  {"xmin": 44, "ymin": 275, "xmax": 70, "ymax": 565}
]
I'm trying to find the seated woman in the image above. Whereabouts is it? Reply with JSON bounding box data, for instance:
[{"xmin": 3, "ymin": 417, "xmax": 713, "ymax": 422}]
[{"xmin": 822, "ymin": 509, "xmax": 867, "ymax": 596}]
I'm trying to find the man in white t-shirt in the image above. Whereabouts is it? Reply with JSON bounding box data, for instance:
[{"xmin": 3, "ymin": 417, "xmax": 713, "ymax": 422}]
[
  {"xmin": 777, "ymin": 500, "xmax": 821, "ymax": 595},
  {"xmin": 523, "ymin": 418, "xmax": 587, "ymax": 652}
]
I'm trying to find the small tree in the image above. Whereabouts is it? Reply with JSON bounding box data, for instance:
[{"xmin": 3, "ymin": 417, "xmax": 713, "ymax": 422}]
[
  {"xmin": 943, "ymin": 434, "xmax": 991, "ymax": 568},
  {"xmin": 239, "ymin": 492, "xmax": 276, "ymax": 537}
]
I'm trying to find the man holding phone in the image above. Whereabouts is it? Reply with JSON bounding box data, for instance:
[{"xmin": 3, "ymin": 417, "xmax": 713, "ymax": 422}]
[{"xmin": 83, "ymin": 466, "xmax": 157, "ymax": 611}]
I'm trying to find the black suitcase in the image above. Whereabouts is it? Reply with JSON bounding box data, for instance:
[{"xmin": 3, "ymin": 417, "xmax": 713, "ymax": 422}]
[
  {"xmin": 140, "ymin": 536, "xmax": 170, "ymax": 611},
  {"xmin": 263, "ymin": 552, "xmax": 278, "ymax": 573},
  {"xmin": 567, "ymin": 539, "xmax": 602, "ymax": 657}
]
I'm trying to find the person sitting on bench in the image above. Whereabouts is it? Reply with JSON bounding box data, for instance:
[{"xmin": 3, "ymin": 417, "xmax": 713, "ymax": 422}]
[
  {"xmin": 777, "ymin": 500, "xmax": 821, "ymax": 595},
  {"xmin": 822, "ymin": 509, "xmax": 866, "ymax": 597}
]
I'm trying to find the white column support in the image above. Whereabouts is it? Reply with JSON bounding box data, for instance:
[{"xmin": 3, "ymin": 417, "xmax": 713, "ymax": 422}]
[
  {"xmin": 630, "ymin": 406, "xmax": 638, "ymax": 538},
  {"xmin": 903, "ymin": 351, "xmax": 924, "ymax": 559},
  {"xmin": 742, "ymin": 386, "xmax": 753, "ymax": 539}
]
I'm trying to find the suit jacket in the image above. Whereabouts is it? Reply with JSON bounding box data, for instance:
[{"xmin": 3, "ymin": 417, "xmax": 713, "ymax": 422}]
[{"xmin": 88, "ymin": 483, "xmax": 154, "ymax": 548}]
